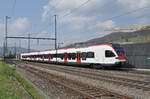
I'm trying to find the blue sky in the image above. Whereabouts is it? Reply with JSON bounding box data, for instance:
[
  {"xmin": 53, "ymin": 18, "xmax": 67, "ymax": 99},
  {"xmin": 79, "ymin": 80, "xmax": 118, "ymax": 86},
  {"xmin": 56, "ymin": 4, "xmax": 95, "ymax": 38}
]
[{"xmin": 0, "ymin": 0, "xmax": 150, "ymax": 50}]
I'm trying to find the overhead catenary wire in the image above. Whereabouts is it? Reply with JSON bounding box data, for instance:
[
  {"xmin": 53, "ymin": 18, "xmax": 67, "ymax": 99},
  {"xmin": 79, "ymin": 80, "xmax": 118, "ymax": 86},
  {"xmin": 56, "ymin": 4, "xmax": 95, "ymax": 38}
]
[
  {"xmin": 25, "ymin": 0, "xmax": 63, "ymax": 38},
  {"xmin": 108, "ymin": 4, "xmax": 150, "ymax": 20},
  {"xmin": 43, "ymin": 0, "xmax": 93, "ymax": 28},
  {"xmin": 45, "ymin": 0, "xmax": 64, "ymax": 17},
  {"xmin": 51, "ymin": 0, "xmax": 150, "ymax": 28},
  {"xmin": 39, "ymin": 0, "xmax": 150, "ymax": 47},
  {"xmin": 68, "ymin": 2, "xmax": 150, "ymax": 35},
  {"xmin": 30, "ymin": 0, "xmax": 150, "ymax": 36},
  {"xmin": 61, "ymin": 0, "xmax": 92, "ymax": 17}
]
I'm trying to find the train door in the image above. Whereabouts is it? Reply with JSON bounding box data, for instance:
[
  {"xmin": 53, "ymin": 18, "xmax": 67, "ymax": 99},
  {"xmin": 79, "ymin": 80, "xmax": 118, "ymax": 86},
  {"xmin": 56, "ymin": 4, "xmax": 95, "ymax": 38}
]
[
  {"xmin": 34, "ymin": 56, "xmax": 36, "ymax": 61},
  {"xmin": 42, "ymin": 55, "xmax": 44, "ymax": 62},
  {"xmin": 48, "ymin": 54, "xmax": 51, "ymax": 62},
  {"xmin": 64, "ymin": 53, "xmax": 68, "ymax": 62},
  {"xmin": 30, "ymin": 56, "xmax": 32, "ymax": 61},
  {"xmin": 76, "ymin": 52, "xmax": 81, "ymax": 63}
]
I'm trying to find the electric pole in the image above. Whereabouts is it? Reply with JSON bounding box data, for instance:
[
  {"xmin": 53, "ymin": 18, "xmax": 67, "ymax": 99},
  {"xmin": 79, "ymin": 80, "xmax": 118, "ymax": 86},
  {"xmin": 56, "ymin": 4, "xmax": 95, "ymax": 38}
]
[
  {"xmin": 14, "ymin": 42, "xmax": 16, "ymax": 56},
  {"xmin": 58, "ymin": 42, "xmax": 63, "ymax": 48},
  {"xmin": 54, "ymin": 15, "xmax": 57, "ymax": 62},
  {"xmin": 28, "ymin": 34, "xmax": 30, "ymax": 53},
  {"xmin": 5, "ymin": 16, "xmax": 11, "ymax": 56},
  {"xmin": 7, "ymin": 36, "xmax": 56, "ymax": 54},
  {"xmin": 19, "ymin": 40, "xmax": 21, "ymax": 53},
  {"xmin": 3, "ymin": 41, "xmax": 5, "ymax": 61}
]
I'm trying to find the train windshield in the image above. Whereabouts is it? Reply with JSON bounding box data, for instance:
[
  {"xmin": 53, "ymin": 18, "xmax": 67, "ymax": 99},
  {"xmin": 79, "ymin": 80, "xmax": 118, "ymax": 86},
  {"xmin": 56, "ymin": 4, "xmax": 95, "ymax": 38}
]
[
  {"xmin": 112, "ymin": 44, "xmax": 125, "ymax": 56},
  {"xmin": 114, "ymin": 47, "xmax": 125, "ymax": 56}
]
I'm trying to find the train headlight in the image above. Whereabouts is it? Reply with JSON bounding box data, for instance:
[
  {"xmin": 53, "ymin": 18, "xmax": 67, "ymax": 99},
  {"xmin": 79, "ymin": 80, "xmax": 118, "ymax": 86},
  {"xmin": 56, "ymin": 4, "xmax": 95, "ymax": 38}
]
[{"xmin": 115, "ymin": 57, "xmax": 119, "ymax": 59}]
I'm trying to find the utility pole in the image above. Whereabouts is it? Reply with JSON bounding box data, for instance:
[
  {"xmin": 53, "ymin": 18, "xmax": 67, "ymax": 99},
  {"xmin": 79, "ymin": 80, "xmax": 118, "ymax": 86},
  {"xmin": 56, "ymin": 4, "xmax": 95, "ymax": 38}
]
[
  {"xmin": 3, "ymin": 41, "xmax": 5, "ymax": 61},
  {"xmin": 58, "ymin": 42, "xmax": 63, "ymax": 48},
  {"xmin": 7, "ymin": 36, "xmax": 55, "ymax": 54},
  {"xmin": 19, "ymin": 40, "xmax": 21, "ymax": 53},
  {"xmin": 14, "ymin": 42, "xmax": 16, "ymax": 56},
  {"xmin": 28, "ymin": 34, "xmax": 30, "ymax": 53},
  {"xmin": 54, "ymin": 15, "xmax": 57, "ymax": 62},
  {"xmin": 5, "ymin": 16, "xmax": 11, "ymax": 56}
]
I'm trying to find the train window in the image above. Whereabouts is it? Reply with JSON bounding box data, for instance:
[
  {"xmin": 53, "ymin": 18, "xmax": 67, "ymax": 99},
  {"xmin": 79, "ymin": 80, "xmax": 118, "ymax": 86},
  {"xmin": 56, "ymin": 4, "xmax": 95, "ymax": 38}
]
[
  {"xmin": 105, "ymin": 50, "xmax": 115, "ymax": 57},
  {"xmin": 82, "ymin": 52, "xmax": 86, "ymax": 60},
  {"xmin": 68, "ymin": 53, "xmax": 72, "ymax": 60},
  {"xmin": 32, "ymin": 55, "xmax": 34, "ymax": 58},
  {"xmin": 44, "ymin": 54, "xmax": 49, "ymax": 59},
  {"xmin": 51, "ymin": 54, "xmax": 54, "ymax": 59},
  {"xmin": 57, "ymin": 54, "xmax": 63, "ymax": 59},
  {"xmin": 53, "ymin": 54, "xmax": 56, "ymax": 58},
  {"xmin": 56, "ymin": 54, "xmax": 60, "ymax": 58},
  {"xmin": 37, "ymin": 55, "xmax": 41, "ymax": 58},
  {"xmin": 87, "ymin": 52, "xmax": 94, "ymax": 58},
  {"xmin": 39, "ymin": 55, "xmax": 43, "ymax": 58},
  {"xmin": 115, "ymin": 48, "xmax": 125, "ymax": 56},
  {"xmin": 59, "ymin": 54, "xmax": 64, "ymax": 59},
  {"xmin": 72, "ymin": 53, "xmax": 76, "ymax": 60}
]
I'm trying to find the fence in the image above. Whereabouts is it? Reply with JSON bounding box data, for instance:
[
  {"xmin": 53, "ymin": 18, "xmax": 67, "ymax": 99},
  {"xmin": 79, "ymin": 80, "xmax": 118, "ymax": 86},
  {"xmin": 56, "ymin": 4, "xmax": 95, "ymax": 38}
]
[{"xmin": 122, "ymin": 43, "xmax": 150, "ymax": 69}]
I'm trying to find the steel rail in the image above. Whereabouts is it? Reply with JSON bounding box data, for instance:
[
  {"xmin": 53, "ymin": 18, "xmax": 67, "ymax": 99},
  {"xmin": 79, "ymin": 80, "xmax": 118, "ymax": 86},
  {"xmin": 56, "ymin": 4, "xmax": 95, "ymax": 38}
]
[{"xmin": 17, "ymin": 64, "xmax": 131, "ymax": 99}]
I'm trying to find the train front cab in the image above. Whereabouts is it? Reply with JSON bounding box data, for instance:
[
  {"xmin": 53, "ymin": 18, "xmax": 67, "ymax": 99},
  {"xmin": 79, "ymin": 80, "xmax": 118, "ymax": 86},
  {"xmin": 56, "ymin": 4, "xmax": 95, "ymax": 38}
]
[
  {"xmin": 113, "ymin": 45, "xmax": 126, "ymax": 66},
  {"xmin": 103, "ymin": 45, "xmax": 126, "ymax": 67}
]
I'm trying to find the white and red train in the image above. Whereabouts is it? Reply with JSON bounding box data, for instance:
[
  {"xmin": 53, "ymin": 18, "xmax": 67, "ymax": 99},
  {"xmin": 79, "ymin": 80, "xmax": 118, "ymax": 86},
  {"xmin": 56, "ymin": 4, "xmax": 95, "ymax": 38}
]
[{"xmin": 21, "ymin": 43, "xmax": 126, "ymax": 68}]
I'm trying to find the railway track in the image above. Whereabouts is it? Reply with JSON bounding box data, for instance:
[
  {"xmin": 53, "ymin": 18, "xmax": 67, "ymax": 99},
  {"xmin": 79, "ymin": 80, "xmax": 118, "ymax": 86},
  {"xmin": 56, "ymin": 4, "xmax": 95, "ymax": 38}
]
[
  {"xmin": 16, "ymin": 62, "xmax": 131, "ymax": 99},
  {"xmin": 18, "ymin": 61, "xmax": 150, "ymax": 92}
]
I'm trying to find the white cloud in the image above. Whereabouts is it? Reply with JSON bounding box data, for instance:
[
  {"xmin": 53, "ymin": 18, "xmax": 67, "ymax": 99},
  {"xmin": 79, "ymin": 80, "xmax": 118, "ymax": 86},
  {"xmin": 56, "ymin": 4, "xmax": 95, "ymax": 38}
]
[
  {"xmin": 117, "ymin": 0, "xmax": 150, "ymax": 10},
  {"xmin": 36, "ymin": 30, "xmax": 54, "ymax": 38},
  {"xmin": 135, "ymin": 18, "xmax": 150, "ymax": 26},
  {"xmin": 9, "ymin": 17, "xmax": 30, "ymax": 36},
  {"xmin": 0, "ymin": 17, "xmax": 30, "ymax": 46},
  {"xmin": 42, "ymin": 0, "xmax": 104, "ymax": 21},
  {"xmin": 60, "ymin": 15, "xmax": 93, "ymax": 30},
  {"xmin": 41, "ymin": 0, "xmax": 150, "ymax": 47},
  {"xmin": 42, "ymin": 1, "xmax": 51, "ymax": 21},
  {"xmin": 41, "ymin": 0, "xmax": 119, "ymax": 46},
  {"xmin": 41, "ymin": 0, "xmax": 116, "ymax": 31},
  {"xmin": 101, "ymin": 20, "xmax": 116, "ymax": 28},
  {"xmin": 89, "ymin": 20, "xmax": 116, "ymax": 31}
]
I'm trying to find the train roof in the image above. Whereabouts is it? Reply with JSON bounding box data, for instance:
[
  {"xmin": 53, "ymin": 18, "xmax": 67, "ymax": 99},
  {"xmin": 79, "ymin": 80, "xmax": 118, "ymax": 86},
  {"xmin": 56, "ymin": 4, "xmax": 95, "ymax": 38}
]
[{"xmin": 21, "ymin": 42, "xmax": 121, "ymax": 55}]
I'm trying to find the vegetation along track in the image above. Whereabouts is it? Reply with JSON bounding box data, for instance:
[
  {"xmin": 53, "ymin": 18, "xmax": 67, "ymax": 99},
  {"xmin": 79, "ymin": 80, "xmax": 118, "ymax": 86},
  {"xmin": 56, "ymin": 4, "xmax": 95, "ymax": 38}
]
[
  {"xmin": 15, "ymin": 62, "xmax": 131, "ymax": 99},
  {"xmin": 16, "ymin": 61, "xmax": 150, "ymax": 92}
]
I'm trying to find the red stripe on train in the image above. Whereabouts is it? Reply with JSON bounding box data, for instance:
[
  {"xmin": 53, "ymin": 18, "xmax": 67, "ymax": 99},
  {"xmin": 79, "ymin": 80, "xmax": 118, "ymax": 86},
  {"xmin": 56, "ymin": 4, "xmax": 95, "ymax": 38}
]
[{"xmin": 118, "ymin": 56, "xmax": 126, "ymax": 60}]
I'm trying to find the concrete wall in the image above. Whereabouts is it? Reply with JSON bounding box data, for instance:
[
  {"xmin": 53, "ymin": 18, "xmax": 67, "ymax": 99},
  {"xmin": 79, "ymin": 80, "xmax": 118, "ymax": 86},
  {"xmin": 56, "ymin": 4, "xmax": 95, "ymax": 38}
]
[{"xmin": 122, "ymin": 43, "xmax": 150, "ymax": 69}]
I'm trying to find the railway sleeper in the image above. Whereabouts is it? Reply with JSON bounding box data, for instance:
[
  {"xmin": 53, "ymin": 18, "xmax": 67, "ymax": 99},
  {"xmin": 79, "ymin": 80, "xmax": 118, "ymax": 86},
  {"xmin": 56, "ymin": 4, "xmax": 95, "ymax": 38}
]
[
  {"xmin": 89, "ymin": 92, "xmax": 102, "ymax": 95},
  {"xmin": 19, "ymin": 63, "xmax": 131, "ymax": 99}
]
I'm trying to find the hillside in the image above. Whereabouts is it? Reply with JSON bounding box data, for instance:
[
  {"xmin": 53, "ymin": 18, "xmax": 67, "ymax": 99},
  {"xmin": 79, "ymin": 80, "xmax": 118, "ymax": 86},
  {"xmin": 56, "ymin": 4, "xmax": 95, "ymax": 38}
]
[{"xmin": 66, "ymin": 30, "xmax": 150, "ymax": 48}]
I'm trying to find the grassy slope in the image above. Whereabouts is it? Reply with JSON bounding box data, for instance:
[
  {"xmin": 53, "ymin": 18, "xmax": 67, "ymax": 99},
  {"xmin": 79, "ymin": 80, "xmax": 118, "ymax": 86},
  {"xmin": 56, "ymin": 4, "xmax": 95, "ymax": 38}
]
[
  {"xmin": 65, "ymin": 30, "xmax": 150, "ymax": 48},
  {"xmin": 0, "ymin": 61, "xmax": 42, "ymax": 99},
  {"xmin": 114, "ymin": 34, "xmax": 150, "ymax": 43}
]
